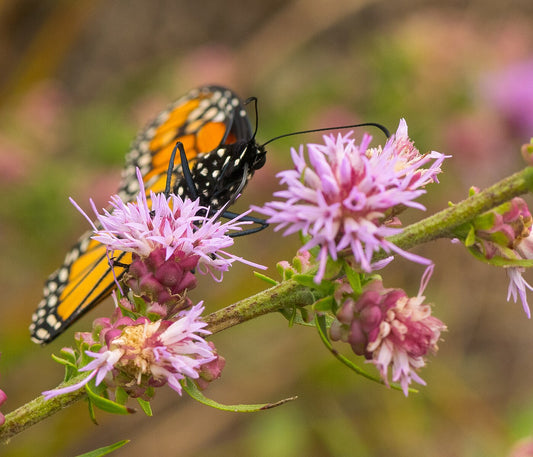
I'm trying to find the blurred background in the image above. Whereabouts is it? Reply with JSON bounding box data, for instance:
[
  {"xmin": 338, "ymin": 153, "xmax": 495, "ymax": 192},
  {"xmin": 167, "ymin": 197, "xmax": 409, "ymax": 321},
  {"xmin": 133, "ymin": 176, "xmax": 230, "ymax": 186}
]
[{"xmin": 1, "ymin": 0, "xmax": 533, "ymax": 456}]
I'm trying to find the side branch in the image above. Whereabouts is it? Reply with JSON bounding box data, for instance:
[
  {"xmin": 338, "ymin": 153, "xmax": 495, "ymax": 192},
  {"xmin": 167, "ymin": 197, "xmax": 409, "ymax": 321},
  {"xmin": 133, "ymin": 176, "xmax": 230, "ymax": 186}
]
[{"xmin": 388, "ymin": 167, "xmax": 533, "ymax": 251}]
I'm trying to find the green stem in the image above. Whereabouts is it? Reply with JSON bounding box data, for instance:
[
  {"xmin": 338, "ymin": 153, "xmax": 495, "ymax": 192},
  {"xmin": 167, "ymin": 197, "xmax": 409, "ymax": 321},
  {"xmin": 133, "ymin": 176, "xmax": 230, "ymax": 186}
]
[
  {"xmin": 204, "ymin": 279, "xmax": 318, "ymax": 334},
  {"xmin": 388, "ymin": 167, "xmax": 533, "ymax": 252}
]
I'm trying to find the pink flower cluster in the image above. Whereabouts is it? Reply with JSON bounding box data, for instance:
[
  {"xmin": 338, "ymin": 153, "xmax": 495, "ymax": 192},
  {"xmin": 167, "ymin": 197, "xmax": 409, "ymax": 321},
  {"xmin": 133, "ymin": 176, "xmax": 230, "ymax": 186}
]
[
  {"xmin": 467, "ymin": 195, "xmax": 533, "ymax": 317},
  {"xmin": 255, "ymin": 120, "xmax": 448, "ymax": 282},
  {"xmin": 330, "ymin": 272, "xmax": 446, "ymax": 395},
  {"xmin": 72, "ymin": 169, "xmax": 264, "ymax": 282},
  {"xmin": 43, "ymin": 302, "xmax": 222, "ymax": 399},
  {"xmin": 44, "ymin": 168, "xmax": 264, "ymax": 400}
]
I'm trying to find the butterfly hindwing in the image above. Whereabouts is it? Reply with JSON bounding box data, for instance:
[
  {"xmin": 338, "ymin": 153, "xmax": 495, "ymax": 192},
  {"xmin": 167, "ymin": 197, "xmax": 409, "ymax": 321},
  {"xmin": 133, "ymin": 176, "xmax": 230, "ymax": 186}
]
[{"xmin": 30, "ymin": 85, "xmax": 263, "ymax": 344}]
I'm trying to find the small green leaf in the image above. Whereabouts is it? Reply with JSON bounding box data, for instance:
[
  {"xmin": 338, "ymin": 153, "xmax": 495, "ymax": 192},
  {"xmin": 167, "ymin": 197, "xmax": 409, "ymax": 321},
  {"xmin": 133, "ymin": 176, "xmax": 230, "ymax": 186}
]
[
  {"xmin": 467, "ymin": 247, "xmax": 533, "ymax": 267},
  {"xmin": 115, "ymin": 386, "xmax": 129, "ymax": 405},
  {"xmin": 88, "ymin": 398, "xmax": 98, "ymax": 425},
  {"xmin": 51, "ymin": 351, "xmax": 79, "ymax": 382},
  {"xmin": 137, "ymin": 397, "xmax": 153, "ymax": 416},
  {"xmin": 344, "ymin": 266, "xmax": 362, "ymax": 294},
  {"xmin": 254, "ymin": 271, "xmax": 278, "ymax": 285},
  {"xmin": 465, "ymin": 225, "xmax": 476, "ymax": 247},
  {"xmin": 278, "ymin": 305, "xmax": 297, "ymax": 326},
  {"xmin": 472, "ymin": 212, "xmax": 496, "ymax": 231},
  {"xmin": 183, "ymin": 378, "xmax": 297, "ymax": 412},
  {"xmin": 85, "ymin": 383, "xmax": 133, "ymax": 415},
  {"xmin": 279, "ymin": 307, "xmax": 316, "ymax": 327},
  {"xmin": 53, "ymin": 348, "xmax": 78, "ymax": 366},
  {"xmin": 292, "ymin": 273, "xmax": 319, "ymax": 288},
  {"xmin": 293, "ymin": 274, "xmax": 334, "ymax": 295},
  {"xmin": 74, "ymin": 440, "xmax": 129, "ymax": 457},
  {"xmin": 313, "ymin": 296, "xmax": 335, "ymax": 312},
  {"xmin": 324, "ymin": 257, "xmax": 343, "ymax": 278}
]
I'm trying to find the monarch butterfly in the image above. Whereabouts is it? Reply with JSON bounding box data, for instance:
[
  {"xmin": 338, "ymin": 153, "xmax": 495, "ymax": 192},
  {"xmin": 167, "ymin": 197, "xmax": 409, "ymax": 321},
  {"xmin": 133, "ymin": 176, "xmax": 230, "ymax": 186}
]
[{"xmin": 30, "ymin": 85, "xmax": 266, "ymax": 344}]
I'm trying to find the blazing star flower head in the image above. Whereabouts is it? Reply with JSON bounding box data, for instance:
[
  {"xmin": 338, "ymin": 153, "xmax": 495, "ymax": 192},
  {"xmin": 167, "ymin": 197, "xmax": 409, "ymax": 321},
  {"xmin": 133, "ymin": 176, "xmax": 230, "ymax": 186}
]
[
  {"xmin": 467, "ymin": 196, "xmax": 533, "ymax": 318},
  {"xmin": 43, "ymin": 303, "xmax": 218, "ymax": 400},
  {"xmin": 366, "ymin": 119, "xmax": 448, "ymax": 189},
  {"xmin": 70, "ymin": 168, "xmax": 265, "ymax": 286},
  {"xmin": 330, "ymin": 270, "xmax": 446, "ymax": 396},
  {"xmin": 254, "ymin": 121, "xmax": 447, "ymax": 282},
  {"xmin": 124, "ymin": 247, "xmax": 198, "ymax": 311}
]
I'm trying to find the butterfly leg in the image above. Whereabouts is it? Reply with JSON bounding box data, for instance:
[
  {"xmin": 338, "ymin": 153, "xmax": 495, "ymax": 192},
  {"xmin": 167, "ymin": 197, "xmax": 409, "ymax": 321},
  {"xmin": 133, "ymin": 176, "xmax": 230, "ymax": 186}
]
[{"xmin": 221, "ymin": 210, "xmax": 269, "ymax": 237}]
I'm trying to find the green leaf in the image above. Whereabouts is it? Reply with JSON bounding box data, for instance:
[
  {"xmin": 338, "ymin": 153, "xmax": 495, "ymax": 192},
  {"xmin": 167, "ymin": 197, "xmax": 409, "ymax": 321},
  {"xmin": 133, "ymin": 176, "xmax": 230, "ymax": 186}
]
[
  {"xmin": 313, "ymin": 296, "xmax": 335, "ymax": 312},
  {"xmin": 51, "ymin": 350, "xmax": 79, "ymax": 382},
  {"xmin": 278, "ymin": 305, "xmax": 297, "ymax": 326},
  {"xmin": 88, "ymin": 398, "xmax": 98, "ymax": 425},
  {"xmin": 137, "ymin": 397, "xmax": 153, "ymax": 416},
  {"xmin": 183, "ymin": 378, "xmax": 297, "ymax": 412},
  {"xmin": 52, "ymin": 348, "xmax": 78, "ymax": 367},
  {"xmin": 293, "ymin": 274, "xmax": 334, "ymax": 295},
  {"xmin": 279, "ymin": 307, "xmax": 316, "ymax": 327},
  {"xmin": 85, "ymin": 383, "xmax": 133, "ymax": 415},
  {"xmin": 115, "ymin": 386, "xmax": 129, "ymax": 405},
  {"xmin": 324, "ymin": 257, "xmax": 343, "ymax": 279},
  {"xmin": 465, "ymin": 224, "xmax": 476, "ymax": 247},
  {"xmin": 254, "ymin": 271, "xmax": 278, "ymax": 285},
  {"xmin": 467, "ymin": 246, "xmax": 533, "ymax": 267},
  {"xmin": 74, "ymin": 440, "xmax": 129, "ymax": 457},
  {"xmin": 314, "ymin": 315, "xmax": 416, "ymax": 394},
  {"xmin": 292, "ymin": 273, "xmax": 320, "ymax": 288},
  {"xmin": 344, "ymin": 266, "xmax": 362, "ymax": 294}
]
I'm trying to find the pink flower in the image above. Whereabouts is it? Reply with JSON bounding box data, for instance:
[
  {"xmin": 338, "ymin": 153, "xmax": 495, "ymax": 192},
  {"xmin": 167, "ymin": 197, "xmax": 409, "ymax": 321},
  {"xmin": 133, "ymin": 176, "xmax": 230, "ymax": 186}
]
[
  {"xmin": 71, "ymin": 168, "xmax": 265, "ymax": 283},
  {"xmin": 43, "ymin": 303, "xmax": 217, "ymax": 399},
  {"xmin": 330, "ymin": 269, "xmax": 446, "ymax": 395},
  {"xmin": 464, "ymin": 195, "xmax": 533, "ymax": 317},
  {"xmin": 254, "ymin": 121, "xmax": 447, "ymax": 282}
]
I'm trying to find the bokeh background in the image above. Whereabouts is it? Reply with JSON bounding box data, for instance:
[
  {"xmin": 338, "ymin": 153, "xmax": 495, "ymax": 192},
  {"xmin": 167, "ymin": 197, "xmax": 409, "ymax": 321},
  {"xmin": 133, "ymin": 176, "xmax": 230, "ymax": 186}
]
[{"xmin": 1, "ymin": 1, "xmax": 533, "ymax": 456}]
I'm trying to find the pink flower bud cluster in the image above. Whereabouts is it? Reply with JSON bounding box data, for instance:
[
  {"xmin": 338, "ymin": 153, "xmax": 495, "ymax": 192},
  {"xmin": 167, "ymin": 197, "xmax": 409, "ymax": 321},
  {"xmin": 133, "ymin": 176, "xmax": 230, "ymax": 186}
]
[{"xmin": 330, "ymin": 278, "xmax": 446, "ymax": 395}]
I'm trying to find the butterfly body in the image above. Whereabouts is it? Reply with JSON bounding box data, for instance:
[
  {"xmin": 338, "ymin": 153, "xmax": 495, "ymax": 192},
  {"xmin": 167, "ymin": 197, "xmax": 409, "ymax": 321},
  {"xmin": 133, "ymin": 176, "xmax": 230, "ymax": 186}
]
[{"xmin": 30, "ymin": 85, "xmax": 265, "ymax": 344}]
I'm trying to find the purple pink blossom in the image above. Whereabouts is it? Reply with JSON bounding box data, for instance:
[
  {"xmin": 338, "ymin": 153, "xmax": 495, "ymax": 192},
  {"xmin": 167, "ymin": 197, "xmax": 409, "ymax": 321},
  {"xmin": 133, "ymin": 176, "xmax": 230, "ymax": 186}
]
[
  {"xmin": 465, "ymin": 195, "xmax": 533, "ymax": 317},
  {"xmin": 254, "ymin": 120, "xmax": 448, "ymax": 282},
  {"xmin": 330, "ymin": 268, "xmax": 446, "ymax": 395},
  {"xmin": 70, "ymin": 168, "xmax": 265, "ymax": 283},
  {"xmin": 43, "ymin": 302, "xmax": 218, "ymax": 399}
]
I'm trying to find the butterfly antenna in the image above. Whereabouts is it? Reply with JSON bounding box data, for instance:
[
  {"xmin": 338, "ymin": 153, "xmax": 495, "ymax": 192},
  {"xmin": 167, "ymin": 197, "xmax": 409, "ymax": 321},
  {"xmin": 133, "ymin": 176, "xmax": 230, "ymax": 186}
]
[
  {"xmin": 262, "ymin": 122, "xmax": 390, "ymax": 147},
  {"xmin": 244, "ymin": 96, "xmax": 259, "ymax": 140}
]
